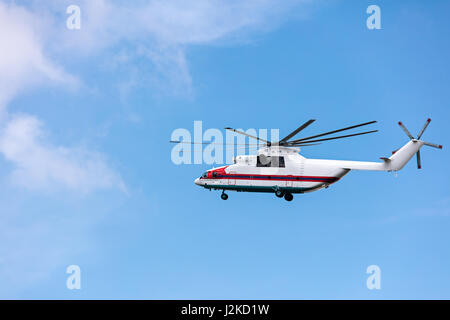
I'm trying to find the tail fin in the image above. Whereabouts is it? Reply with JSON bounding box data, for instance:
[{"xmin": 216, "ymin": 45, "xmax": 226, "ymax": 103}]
[{"xmin": 388, "ymin": 140, "xmax": 424, "ymax": 171}]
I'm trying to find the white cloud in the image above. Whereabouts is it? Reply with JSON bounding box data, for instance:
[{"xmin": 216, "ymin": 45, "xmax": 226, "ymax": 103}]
[
  {"xmin": 0, "ymin": 1, "xmax": 122, "ymax": 193},
  {"xmin": 41, "ymin": 0, "xmax": 308, "ymax": 95},
  {"xmin": 0, "ymin": 114, "xmax": 125, "ymax": 193},
  {"xmin": 0, "ymin": 2, "xmax": 77, "ymax": 110},
  {"xmin": 0, "ymin": 0, "xmax": 310, "ymax": 99},
  {"xmin": 0, "ymin": 0, "xmax": 313, "ymax": 191},
  {"xmin": 0, "ymin": 0, "xmax": 313, "ymax": 295},
  {"xmin": 53, "ymin": 0, "xmax": 304, "ymax": 48},
  {"xmin": 0, "ymin": 0, "xmax": 312, "ymax": 191},
  {"xmin": 134, "ymin": 0, "xmax": 300, "ymax": 45}
]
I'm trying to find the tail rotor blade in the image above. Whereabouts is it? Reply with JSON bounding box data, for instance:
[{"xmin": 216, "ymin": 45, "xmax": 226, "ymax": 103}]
[
  {"xmin": 416, "ymin": 150, "xmax": 422, "ymax": 169},
  {"xmin": 423, "ymin": 141, "xmax": 443, "ymax": 149},
  {"xmin": 417, "ymin": 118, "xmax": 431, "ymax": 139},
  {"xmin": 398, "ymin": 121, "xmax": 414, "ymax": 140}
]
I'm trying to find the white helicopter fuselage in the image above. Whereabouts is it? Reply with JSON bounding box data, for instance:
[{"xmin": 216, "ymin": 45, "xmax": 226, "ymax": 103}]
[{"xmin": 194, "ymin": 140, "xmax": 425, "ymax": 195}]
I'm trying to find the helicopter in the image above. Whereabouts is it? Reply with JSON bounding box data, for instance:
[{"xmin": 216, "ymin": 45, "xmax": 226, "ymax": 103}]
[{"xmin": 173, "ymin": 119, "xmax": 442, "ymax": 201}]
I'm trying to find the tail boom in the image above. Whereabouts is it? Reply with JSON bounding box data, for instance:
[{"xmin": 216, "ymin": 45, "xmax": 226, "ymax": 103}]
[
  {"xmin": 336, "ymin": 118, "xmax": 442, "ymax": 172},
  {"xmin": 316, "ymin": 140, "xmax": 425, "ymax": 172}
]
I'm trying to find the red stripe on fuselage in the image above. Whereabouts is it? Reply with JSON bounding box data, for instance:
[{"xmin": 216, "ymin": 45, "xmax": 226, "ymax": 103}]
[{"xmin": 202, "ymin": 173, "xmax": 339, "ymax": 183}]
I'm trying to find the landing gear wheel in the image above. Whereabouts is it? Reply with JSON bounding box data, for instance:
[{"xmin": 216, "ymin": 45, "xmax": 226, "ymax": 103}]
[
  {"xmin": 284, "ymin": 193, "xmax": 293, "ymax": 201},
  {"xmin": 221, "ymin": 192, "xmax": 228, "ymax": 200},
  {"xmin": 275, "ymin": 190, "xmax": 284, "ymax": 198}
]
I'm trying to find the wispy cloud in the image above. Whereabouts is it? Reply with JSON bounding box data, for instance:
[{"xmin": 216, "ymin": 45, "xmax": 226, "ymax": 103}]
[
  {"xmin": 0, "ymin": 0, "xmax": 311, "ymax": 193},
  {"xmin": 0, "ymin": 0, "xmax": 312, "ymax": 294},
  {"xmin": 0, "ymin": 1, "xmax": 123, "ymax": 193},
  {"xmin": 36, "ymin": 0, "xmax": 309, "ymax": 95},
  {"xmin": 0, "ymin": 2, "xmax": 78, "ymax": 104},
  {"xmin": 53, "ymin": 0, "xmax": 305, "ymax": 47},
  {"xmin": 0, "ymin": 114, "xmax": 125, "ymax": 193}
]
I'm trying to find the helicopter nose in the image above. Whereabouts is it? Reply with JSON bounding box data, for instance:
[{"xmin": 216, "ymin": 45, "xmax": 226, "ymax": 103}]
[{"xmin": 194, "ymin": 178, "xmax": 201, "ymax": 186}]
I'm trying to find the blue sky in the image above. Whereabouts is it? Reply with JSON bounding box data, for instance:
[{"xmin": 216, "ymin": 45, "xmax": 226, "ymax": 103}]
[{"xmin": 0, "ymin": 0, "xmax": 449, "ymax": 299}]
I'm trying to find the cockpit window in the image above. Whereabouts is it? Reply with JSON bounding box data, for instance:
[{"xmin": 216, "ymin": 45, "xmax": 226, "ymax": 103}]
[{"xmin": 201, "ymin": 172, "xmax": 208, "ymax": 178}]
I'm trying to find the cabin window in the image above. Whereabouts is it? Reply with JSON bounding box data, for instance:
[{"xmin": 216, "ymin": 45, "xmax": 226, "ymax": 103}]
[
  {"xmin": 212, "ymin": 172, "xmax": 217, "ymax": 178},
  {"xmin": 256, "ymin": 156, "xmax": 285, "ymax": 168}
]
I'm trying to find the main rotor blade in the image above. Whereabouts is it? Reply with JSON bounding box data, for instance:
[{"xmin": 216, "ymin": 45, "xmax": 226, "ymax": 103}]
[
  {"xmin": 169, "ymin": 140, "xmax": 261, "ymax": 146},
  {"xmin": 289, "ymin": 120, "xmax": 377, "ymax": 143},
  {"xmin": 398, "ymin": 121, "xmax": 414, "ymax": 140},
  {"xmin": 422, "ymin": 141, "xmax": 443, "ymax": 149},
  {"xmin": 279, "ymin": 119, "xmax": 316, "ymax": 142},
  {"xmin": 288, "ymin": 130, "xmax": 378, "ymax": 145},
  {"xmin": 417, "ymin": 118, "xmax": 431, "ymax": 139},
  {"xmin": 224, "ymin": 127, "xmax": 270, "ymax": 144},
  {"xmin": 416, "ymin": 150, "xmax": 422, "ymax": 169},
  {"xmin": 290, "ymin": 142, "xmax": 322, "ymax": 147}
]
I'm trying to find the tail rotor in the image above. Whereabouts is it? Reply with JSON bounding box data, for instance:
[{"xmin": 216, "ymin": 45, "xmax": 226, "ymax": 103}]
[{"xmin": 398, "ymin": 118, "xmax": 443, "ymax": 169}]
